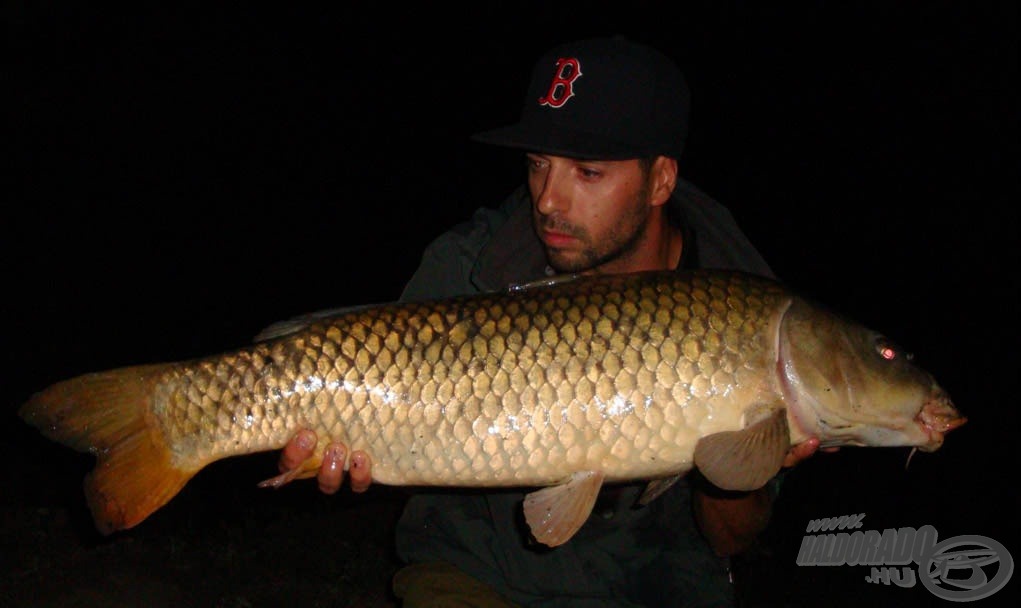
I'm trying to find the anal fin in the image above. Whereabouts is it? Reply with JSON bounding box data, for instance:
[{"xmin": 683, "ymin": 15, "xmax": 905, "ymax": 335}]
[{"xmin": 523, "ymin": 470, "xmax": 604, "ymax": 547}]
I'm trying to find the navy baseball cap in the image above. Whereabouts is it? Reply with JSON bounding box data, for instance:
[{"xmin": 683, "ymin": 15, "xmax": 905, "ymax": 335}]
[{"xmin": 472, "ymin": 36, "xmax": 691, "ymax": 160}]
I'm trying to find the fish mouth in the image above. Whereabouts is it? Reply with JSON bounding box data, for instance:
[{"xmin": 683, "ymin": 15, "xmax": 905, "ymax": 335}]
[{"xmin": 914, "ymin": 391, "xmax": 967, "ymax": 452}]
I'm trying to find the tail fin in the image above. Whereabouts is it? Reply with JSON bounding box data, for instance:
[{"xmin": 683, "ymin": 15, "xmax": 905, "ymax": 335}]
[{"xmin": 19, "ymin": 364, "xmax": 197, "ymax": 535}]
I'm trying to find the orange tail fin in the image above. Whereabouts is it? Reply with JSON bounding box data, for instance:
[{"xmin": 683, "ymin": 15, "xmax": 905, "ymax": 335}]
[{"xmin": 19, "ymin": 364, "xmax": 196, "ymax": 535}]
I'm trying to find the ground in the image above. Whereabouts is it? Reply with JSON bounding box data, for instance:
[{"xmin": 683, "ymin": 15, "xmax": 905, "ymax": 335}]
[{"xmin": 2, "ymin": 443, "xmax": 406, "ymax": 608}]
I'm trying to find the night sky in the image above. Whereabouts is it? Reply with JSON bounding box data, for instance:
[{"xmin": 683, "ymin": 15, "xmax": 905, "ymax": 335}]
[{"xmin": 5, "ymin": 3, "xmax": 1018, "ymax": 606}]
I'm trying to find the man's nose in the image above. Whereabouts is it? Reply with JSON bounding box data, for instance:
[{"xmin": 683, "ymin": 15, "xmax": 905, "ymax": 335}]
[{"xmin": 534, "ymin": 170, "xmax": 569, "ymax": 216}]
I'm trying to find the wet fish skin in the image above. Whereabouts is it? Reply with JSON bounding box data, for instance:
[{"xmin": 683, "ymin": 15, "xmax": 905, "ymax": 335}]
[
  {"xmin": 19, "ymin": 269, "xmax": 965, "ymax": 544},
  {"xmin": 157, "ymin": 269, "xmax": 782, "ymax": 484}
]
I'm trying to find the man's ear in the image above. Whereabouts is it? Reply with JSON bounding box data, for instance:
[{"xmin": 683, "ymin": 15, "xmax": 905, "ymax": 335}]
[{"xmin": 650, "ymin": 156, "xmax": 678, "ymax": 207}]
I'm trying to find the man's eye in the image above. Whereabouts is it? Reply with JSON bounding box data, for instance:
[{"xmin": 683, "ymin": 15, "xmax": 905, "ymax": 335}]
[{"xmin": 579, "ymin": 168, "xmax": 601, "ymax": 178}]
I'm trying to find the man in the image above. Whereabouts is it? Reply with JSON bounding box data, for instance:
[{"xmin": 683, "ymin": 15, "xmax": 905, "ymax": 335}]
[{"xmin": 273, "ymin": 36, "xmax": 829, "ymax": 607}]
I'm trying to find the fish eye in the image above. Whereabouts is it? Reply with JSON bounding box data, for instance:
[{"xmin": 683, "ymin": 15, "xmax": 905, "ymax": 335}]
[{"xmin": 875, "ymin": 336, "xmax": 914, "ymax": 362}]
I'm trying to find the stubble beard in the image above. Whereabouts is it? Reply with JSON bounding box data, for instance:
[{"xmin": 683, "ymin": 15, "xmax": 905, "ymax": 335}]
[{"xmin": 541, "ymin": 201, "xmax": 651, "ymax": 274}]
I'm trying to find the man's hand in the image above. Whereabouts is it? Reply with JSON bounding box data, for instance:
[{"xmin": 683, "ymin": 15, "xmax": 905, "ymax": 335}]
[
  {"xmin": 783, "ymin": 437, "xmax": 840, "ymax": 468},
  {"xmin": 258, "ymin": 429, "xmax": 373, "ymax": 494}
]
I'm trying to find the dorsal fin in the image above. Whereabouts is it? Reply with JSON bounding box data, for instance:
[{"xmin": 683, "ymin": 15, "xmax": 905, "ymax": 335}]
[
  {"xmin": 252, "ymin": 303, "xmax": 384, "ymax": 342},
  {"xmin": 507, "ymin": 274, "xmax": 583, "ymax": 293}
]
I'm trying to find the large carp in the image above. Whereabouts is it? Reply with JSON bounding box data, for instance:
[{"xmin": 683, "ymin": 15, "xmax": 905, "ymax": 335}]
[{"xmin": 20, "ymin": 269, "xmax": 965, "ymax": 546}]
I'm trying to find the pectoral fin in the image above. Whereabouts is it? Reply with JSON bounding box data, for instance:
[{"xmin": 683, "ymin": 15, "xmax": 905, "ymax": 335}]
[
  {"xmin": 694, "ymin": 409, "xmax": 790, "ymax": 491},
  {"xmin": 523, "ymin": 470, "xmax": 604, "ymax": 547}
]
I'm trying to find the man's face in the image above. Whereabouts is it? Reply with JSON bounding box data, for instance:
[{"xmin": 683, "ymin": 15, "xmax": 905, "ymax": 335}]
[{"xmin": 527, "ymin": 153, "xmax": 656, "ymax": 274}]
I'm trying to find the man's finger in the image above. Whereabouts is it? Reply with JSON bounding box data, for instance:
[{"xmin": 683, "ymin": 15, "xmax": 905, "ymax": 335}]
[
  {"xmin": 783, "ymin": 438, "xmax": 820, "ymax": 468},
  {"xmin": 279, "ymin": 429, "xmax": 317, "ymax": 472},
  {"xmin": 350, "ymin": 450, "xmax": 372, "ymax": 493},
  {"xmin": 318, "ymin": 443, "xmax": 346, "ymax": 495}
]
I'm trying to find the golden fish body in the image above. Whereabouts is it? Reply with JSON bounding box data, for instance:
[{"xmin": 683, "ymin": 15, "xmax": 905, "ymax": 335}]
[
  {"xmin": 161, "ymin": 270, "xmax": 781, "ymax": 486},
  {"xmin": 20, "ymin": 269, "xmax": 965, "ymax": 544}
]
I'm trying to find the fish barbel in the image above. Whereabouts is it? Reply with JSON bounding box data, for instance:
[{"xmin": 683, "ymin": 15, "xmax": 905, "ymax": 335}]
[{"xmin": 19, "ymin": 269, "xmax": 965, "ymax": 546}]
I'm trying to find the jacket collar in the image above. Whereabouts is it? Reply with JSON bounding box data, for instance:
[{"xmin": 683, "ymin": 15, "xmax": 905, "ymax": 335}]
[{"xmin": 470, "ymin": 190, "xmax": 550, "ymax": 292}]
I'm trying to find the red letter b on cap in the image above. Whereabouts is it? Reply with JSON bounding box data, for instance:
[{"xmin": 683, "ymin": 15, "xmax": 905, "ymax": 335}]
[{"xmin": 538, "ymin": 58, "xmax": 582, "ymax": 108}]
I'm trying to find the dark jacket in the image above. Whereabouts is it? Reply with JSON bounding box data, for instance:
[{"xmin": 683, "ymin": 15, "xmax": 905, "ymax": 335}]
[{"xmin": 395, "ymin": 180, "xmax": 774, "ymax": 608}]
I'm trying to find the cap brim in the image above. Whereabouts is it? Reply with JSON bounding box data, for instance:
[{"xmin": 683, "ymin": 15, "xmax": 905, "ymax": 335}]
[{"xmin": 471, "ymin": 122, "xmax": 660, "ymax": 161}]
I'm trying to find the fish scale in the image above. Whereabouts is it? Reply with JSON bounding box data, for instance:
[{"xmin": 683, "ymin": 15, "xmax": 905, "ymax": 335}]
[
  {"xmin": 147, "ymin": 270, "xmax": 779, "ymax": 487},
  {"xmin": 19, "ymin": 269, "xmax": 965, "ymax": 542}
]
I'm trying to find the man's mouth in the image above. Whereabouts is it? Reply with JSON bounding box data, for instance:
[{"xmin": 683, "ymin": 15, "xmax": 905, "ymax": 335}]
[{"xmin": 540, "ymin": 230, "xmax": 577, "ymax": 248}]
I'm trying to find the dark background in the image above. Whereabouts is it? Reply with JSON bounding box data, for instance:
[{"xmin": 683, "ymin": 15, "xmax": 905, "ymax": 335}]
[{"xmin": 3, "ymin": 3, "xmax": 1017, "ymax": 607}]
